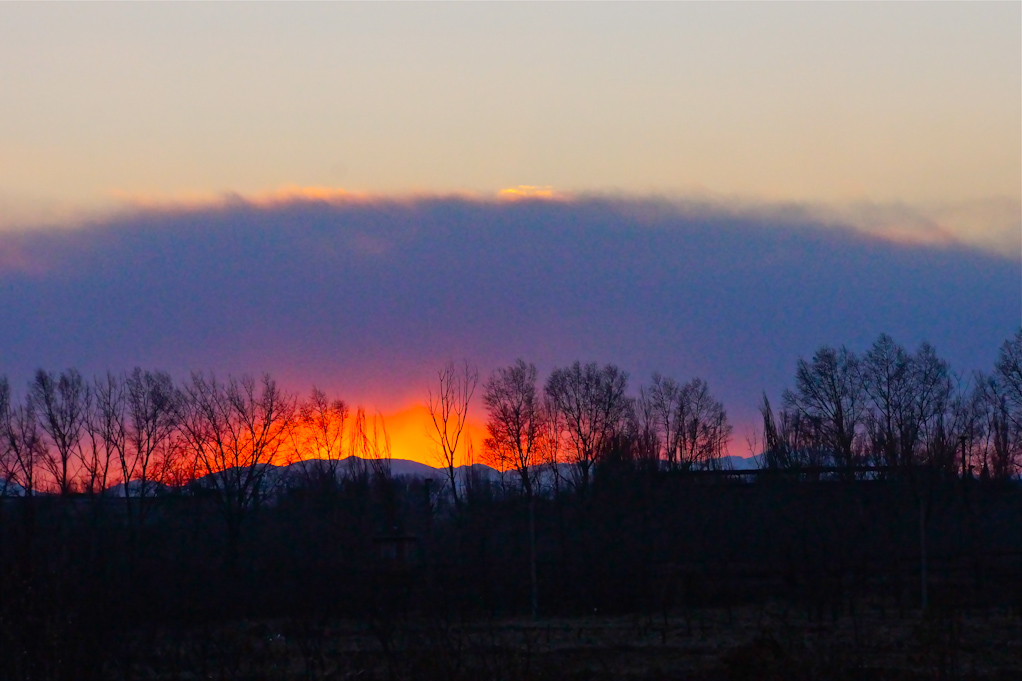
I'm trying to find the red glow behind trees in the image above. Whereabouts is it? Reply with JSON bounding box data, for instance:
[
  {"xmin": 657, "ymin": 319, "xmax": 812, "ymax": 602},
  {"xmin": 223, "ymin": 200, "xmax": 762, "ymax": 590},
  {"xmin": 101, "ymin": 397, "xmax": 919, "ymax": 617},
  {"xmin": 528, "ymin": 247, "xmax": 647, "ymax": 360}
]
[
  {"xmin": 1, "ymin": 330, "xmax": 1020, "ymax": 501},
  {"xmin": 291, "ymin": 387, "xmax": 349, "ymax": 485}
]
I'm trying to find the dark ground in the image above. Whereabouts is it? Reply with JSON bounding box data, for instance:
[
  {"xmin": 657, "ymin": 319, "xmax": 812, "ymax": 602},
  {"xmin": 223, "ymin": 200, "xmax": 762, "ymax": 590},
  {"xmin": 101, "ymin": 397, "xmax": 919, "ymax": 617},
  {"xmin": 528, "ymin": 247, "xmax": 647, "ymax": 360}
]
[{"xmin": 104, "ymin": 605, "xmax": 1021, "ymax": 681}]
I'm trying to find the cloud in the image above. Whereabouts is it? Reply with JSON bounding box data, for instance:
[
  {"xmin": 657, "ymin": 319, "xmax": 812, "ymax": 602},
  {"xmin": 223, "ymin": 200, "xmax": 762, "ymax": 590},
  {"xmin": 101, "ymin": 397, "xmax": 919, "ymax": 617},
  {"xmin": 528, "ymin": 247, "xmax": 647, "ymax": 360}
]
[
  {"xmin": 805, "ymin": 197, "xmax": 1022, "ymax": 257},
  {"xmin": 587, "ymin": 193, "xmax": 1022, "ymax": 259},
  {"xmin": 6, "ymin": 186, "xmax": 1018, "ymax": 259},
  {"xmin": 0, "ymin": 193, "xmax": 1017, "ymax": 453}
]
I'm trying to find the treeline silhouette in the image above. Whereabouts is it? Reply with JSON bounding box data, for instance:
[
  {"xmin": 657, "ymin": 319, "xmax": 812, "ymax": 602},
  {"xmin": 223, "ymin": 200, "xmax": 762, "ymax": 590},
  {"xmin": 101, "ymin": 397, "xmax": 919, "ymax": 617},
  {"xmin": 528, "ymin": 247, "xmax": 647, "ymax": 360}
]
[{"xmin": 0, "ymin": 331, "xmax": 1020, "ymax": 680}]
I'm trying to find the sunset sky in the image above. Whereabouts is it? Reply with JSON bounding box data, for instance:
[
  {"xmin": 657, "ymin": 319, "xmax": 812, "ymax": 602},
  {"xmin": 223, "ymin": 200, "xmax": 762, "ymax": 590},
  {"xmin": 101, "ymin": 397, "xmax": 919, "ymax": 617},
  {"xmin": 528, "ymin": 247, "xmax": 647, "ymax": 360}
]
[{"xmin": 1, "ymin": 3, "xmax": 1019, "ymax": 463}]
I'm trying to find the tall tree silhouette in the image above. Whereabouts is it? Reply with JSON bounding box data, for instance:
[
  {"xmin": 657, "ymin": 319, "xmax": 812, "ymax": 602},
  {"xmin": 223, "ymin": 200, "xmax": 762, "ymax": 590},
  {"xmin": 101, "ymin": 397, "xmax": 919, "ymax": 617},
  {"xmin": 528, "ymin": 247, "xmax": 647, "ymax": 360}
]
[
  {"xmin": 640, "ymin": 373, "xmax": 682, "ymax": 470},
  {"xmin": 30, "ymin": 369, "xmax": 89, "ymax": 496},
  {"xmin": 912, "ymin": 342, "xmax": 965, "ymax": 473},
  {"xmin": 995, "ymin": 328, "xmax": 1022, "ymax": 431},
  {"xmin": 675, "ymin": 378, "xmax": 732, "ymax": 470},
  {"xmin": 783, "ymin": 346, "xmax": 864, "ymax": 473},
  {"xmin": 179, "ymin": 373, "xmax": 296, "ymax": 571},
  {"xmin": 0, "ymin": 380, "xmax": 46, "ymax": 497},
  {"xmin": 427, "ymin": 360, "xmax": 477, "ymax": 513},
  {"xmin": 861, "ymin": 334, "xmax": 916, "ymax": 470},
  {"xmin": 545, "ymin": 361, "xmax": 632, "ymax": 495},
  {"xmin": 123, "ymin": 369, "xmax": 180, "ymax": 522},
  {"xmin": 483, "ymin": 359, "xmax": 543, "ymax": 618}
]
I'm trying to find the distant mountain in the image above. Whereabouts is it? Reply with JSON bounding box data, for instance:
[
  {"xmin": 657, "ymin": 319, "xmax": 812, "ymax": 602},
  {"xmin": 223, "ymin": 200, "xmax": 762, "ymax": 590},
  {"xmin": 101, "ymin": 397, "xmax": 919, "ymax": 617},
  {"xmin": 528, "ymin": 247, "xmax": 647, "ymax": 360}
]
[
  {"xmin": 721, "ymin": 455, "xmax": 761, "ymax": 471},
  {"xmin": 105, "ymin": 479, "xmax": 172, "ymax": 498},
  {"xmin": 1, "ymin": 455, "xmax": 764, "ymax": 500},
  {"xmin": 282, "ymin": 456, "xmax": 465, "ymax": 481},
  {"xmin": 0, "ymin": 479, "xmax": 25, "ymax": 497},
  {"xmin": 385, "ymin": 458, "xmax": 440, "ymax": 478}
]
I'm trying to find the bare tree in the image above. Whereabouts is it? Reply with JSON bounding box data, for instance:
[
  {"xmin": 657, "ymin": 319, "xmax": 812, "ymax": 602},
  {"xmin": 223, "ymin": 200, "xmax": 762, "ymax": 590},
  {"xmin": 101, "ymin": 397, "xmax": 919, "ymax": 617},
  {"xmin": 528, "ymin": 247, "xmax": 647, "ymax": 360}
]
[
  {"xmin": 0, "ymin": 379, "xmax": 33, "ymax": 497},
  {"xmin": 540, "ymin": 393, "xmax": 567, "ymax": 496},
  {"xmin": 675, "ymin": 378, "xmax": 732, "ymax": 470},
  {"xmin": 88, "ymin": 372, "xmax": 127, "ymax": 498},
  {"xmin": 426, "ymin": 360, "xmax": 478, "ymax": 512},
  {"xmin": 630, "ymin": 400, "xmax": 661, "ymax": 472},
  {"xmin": 994, "ymin": 328, "xmax": 1022, "ymax": 430},
  {"xmin": 348, "ymin": 406, "xmax": 391, "ymax": 480},
  {"xmin": 0, "ymin": 378, "xmax": 10, "ymax": 496},
  {"xmin": 783, "ymin": 346, "xmax": 865, "ymax": 473},
  {"xmin": 292, "ymin": 387, "xmax": 349, "ymax": 485},
  {"xmin": 31, "ymin": 369, "xmax": 90, "ymax": 495},
  {"xmin": 861, "ymin": 334, "xmax": 917, "ymax": 470},
  {"xmin": 1, "ymin": 391, "xmax": 45, "ymax": 497},
  {"xmin": 912, "ymin": 343, "xmax": 967, "ymax": 474},
  {"xmin": 348, "ymin": 405, "xmax": 396, "ymax": 540},
  {"xmin": 483, "ymin": 360, "xmax": 544, "ymax": 496},
  {"xmin": 640, "ymin": 373, "xmax": 682, "ymax": 470},
  {"xmin": 638, "ymin": 374, "xmax": 730, "ymax": 471},
  {"xmin": 460, "ymin": 432, "xmax": 498, "ymax": 506},
  {"xmin": 80, "ymin": 409, "xmax": 116, "ymax": 498},
  {"xmin": 760, "ymin": 393, "xmax": 830, "ymax": 470},
  {"xmin": 545, "ymin": 361, "xmax": 632, "ymax": 494},
  {"xmin": 179, "ymin": 372, "xmax": 296, "ymax": 566},
  {"xmin": 973, "ymin": 331, "xmax": 1022, "ymax": 479},
  {"xmin": 759, "ymin": 394, "xmax": 789, "ymax": 470},
  {"xmin": 777, "ymin": 337, "xmax": 971, "ymax": 477},
  {"xmin": 123, "ymin": 368, "xmax": 180, "ymax": 517},
  {"xmin": 482, "ymin": 359, "xmax": 544, "ymax": 618},
  {"xmin": 969, "ymin": 375, "xmax": 1018, "ymax": 480}
]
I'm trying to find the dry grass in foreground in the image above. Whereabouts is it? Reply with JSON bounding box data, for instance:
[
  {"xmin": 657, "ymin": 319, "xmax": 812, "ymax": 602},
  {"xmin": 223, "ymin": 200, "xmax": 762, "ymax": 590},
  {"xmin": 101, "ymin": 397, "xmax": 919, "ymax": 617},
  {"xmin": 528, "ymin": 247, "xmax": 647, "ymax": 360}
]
[{"xmin": 105, "ymin": 605, "xmax": 1021, "ymax": 680}]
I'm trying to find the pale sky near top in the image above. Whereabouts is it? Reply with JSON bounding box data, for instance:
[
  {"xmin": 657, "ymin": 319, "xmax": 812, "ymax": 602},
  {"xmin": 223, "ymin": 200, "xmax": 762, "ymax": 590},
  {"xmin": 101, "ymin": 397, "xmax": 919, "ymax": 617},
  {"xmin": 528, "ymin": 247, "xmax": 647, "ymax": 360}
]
[{"xmin": 0, "ymin": 3, "xmax": 1019, "ymax": 249}]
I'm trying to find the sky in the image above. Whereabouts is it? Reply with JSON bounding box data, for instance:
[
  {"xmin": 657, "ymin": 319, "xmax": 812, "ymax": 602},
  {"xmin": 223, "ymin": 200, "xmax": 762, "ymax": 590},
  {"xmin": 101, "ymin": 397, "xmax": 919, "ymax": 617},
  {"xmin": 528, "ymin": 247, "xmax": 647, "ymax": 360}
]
[{"xmin": 0, "ymin": 3, "xmax": 1019, "ymax": 463}]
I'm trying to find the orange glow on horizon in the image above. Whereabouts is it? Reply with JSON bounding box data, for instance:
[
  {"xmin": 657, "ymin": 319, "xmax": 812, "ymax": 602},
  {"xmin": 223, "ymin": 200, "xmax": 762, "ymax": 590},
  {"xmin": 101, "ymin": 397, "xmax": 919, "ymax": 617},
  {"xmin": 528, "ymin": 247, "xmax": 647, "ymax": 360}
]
[
  {"xmin": 382, "ymin": 403, "xmax": 488, "ymax": 468},
  {"xmin": 281, "ymin": 402, "xmax": 488, "ymax": 470},
  {"xmin": 498, "ymin": 185, "xmax": 560, "ymax": 200}
]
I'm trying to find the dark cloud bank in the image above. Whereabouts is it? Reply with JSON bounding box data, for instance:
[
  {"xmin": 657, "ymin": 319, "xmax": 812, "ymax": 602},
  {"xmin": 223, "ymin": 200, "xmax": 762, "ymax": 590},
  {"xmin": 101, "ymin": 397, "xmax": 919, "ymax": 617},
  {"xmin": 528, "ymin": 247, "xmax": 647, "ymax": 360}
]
[{"xmin": 0, "ymin": 196, "xmax": 1018, "ymax": 437}]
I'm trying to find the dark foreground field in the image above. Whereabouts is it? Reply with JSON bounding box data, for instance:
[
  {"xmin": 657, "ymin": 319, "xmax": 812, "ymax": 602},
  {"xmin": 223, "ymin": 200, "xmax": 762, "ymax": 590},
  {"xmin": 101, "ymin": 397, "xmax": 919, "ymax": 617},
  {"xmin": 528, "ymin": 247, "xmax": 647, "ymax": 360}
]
[
  {"xmin": 100, "ymin": 607, "xmax": 1020, "ymax": 681},
  {"xmin": 4, "ymin": 473, "xmax": 1020, "ymax": 680}
]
